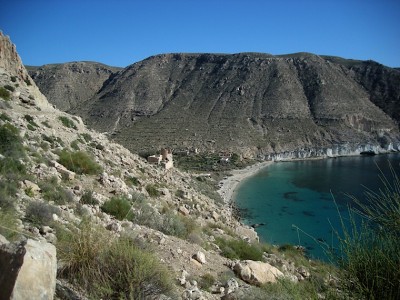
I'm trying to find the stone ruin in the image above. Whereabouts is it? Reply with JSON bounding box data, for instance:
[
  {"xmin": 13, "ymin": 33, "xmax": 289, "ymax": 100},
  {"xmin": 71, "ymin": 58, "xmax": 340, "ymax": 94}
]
[{"xmin": 147, "ymin": 148, "xmax": 173, "ymax": 170}]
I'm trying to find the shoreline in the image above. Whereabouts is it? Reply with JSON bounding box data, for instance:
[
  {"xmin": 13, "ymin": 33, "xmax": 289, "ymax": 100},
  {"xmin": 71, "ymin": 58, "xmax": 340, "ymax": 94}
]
[
  {"xmin": 217, "ymin": 161, "xmax": 273, "ymax": 205},
  {"xmin": 216, "ymin": 150, "xmax": 399, "ymax": 206}
]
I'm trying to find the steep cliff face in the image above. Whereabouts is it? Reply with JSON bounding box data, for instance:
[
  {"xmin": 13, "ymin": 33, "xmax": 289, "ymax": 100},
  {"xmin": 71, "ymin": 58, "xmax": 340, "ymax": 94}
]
[
  {"xmin": 0, "ymin": 31, "xmax": 50, "ymax": 109},
  {"xmin": 0, "ymin": 31, "xmax": 27, "ymax": 78},
  {"xmin": 29, "ymin": 52, "xmax": 400, "ymax": 157},
  {"xmin": 28, "ymin": 62, "xmax": 121, "ymax": 111}
]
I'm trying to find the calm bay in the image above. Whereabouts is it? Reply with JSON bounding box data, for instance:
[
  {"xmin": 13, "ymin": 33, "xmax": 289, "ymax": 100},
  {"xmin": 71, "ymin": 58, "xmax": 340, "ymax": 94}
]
[{"xmin": 234, "ymin": 153, "xmax": 400, "ymax": 260}]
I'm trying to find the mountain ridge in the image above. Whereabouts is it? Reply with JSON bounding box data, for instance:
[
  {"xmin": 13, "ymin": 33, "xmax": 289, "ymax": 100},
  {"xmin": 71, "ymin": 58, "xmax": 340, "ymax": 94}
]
[{"xmin": 28, "ymin": 52, "xmax": 400, "ymax": 157}]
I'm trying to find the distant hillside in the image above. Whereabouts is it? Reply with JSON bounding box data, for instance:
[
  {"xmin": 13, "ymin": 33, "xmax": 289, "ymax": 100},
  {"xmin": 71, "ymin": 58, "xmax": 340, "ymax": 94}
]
[
  {"xmin": 28, "ymin": 62, "xmax": 121, "ymax": 111},
  {"xmin": 29, "ymin": 53, "xmax": 400, "ymax": 157}
]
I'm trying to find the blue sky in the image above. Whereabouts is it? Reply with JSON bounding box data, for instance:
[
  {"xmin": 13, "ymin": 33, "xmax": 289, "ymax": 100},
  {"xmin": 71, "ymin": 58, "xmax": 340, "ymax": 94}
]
[{"xmin": 1, "ymin": 0, "xmax": 399, "ymax": 67}]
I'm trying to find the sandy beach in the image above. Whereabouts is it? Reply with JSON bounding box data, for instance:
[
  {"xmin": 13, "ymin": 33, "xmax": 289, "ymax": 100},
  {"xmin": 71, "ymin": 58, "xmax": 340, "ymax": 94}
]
[{"xmin": 218, "ymin": 161, "xmax": 273, "ymax": 204}]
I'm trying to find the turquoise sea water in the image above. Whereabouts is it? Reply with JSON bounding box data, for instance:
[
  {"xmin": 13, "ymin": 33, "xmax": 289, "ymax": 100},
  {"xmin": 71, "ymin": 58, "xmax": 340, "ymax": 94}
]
[{"xmin": 234, "ymin": 153, "xmax": 400, "ymax": 260}]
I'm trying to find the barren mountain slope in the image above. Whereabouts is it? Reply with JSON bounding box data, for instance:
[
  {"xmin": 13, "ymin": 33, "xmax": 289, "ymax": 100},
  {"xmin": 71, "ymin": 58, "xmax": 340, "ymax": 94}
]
[{"xmin": 31, "ymin": 52, "xmax": 400, "ymax": 157}]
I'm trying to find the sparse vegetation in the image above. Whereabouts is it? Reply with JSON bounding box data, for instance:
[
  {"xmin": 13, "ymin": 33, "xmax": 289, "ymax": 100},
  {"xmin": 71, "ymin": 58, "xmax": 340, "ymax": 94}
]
[
  {"xmin": 174, "ymin": 153, "xmax": 252, "ymax": 172},
  {"xmin": 4, "ymin": 84, "xmax": 15, "ymax": 92},
  {"xmin": 215, "ymin": 237, "xmax": 264, "ymax": 261},
  {"xmin": 58, "ymin": 149, "xmax": 102, "ymax": 175},
  {"xmin": 125, "ymin": 175, "xmax": 139, "ymax": 186},
  {"xmin": 198, "ymin": 273, "xmax": 216, "ymax": 291},
  {"xmin": 0, "ymin": 123, "xmax": 27, "ymax": 212},
  {"xmin": 25, "ymin": 201, "xmax": 60, "ymax": 226},
  {"xmin": 41, "ymin": 120, "xmax": 52, "ymax": 128},
  {"xmin": 79, "ymin": 132, "xmax": 92, "ymax": 142},
  {"xmin": 24, "ymin": 77, "xmax": 32, "ymax": 86},
  {"xmin": 57, "ymin": 221, "xmax": 174, "ymax": 298},
  {"xmin": 101, "ymin": 195, "xmax": 133, "ymax": 220},
  {"xmin": 42, "ymin": 133, "xmax": 64, "ymax": 147},
  {"xmin": 58, "ymin": 116, "xmax": 77, "ymax": 129},
  {"xmin": 89, "ymin": 141, "xmax": 104, "ymax": 150},
  {"xmin": 0, "ymin": 112, "xmax": 11, "ymax": 121},
  {"xmin": 80, "ymin": 190, "xmax": 99, "ymax": 205},
  {"xmin": 0, "ymin": 123, "xmax": 25, "ymax": 158},
  {"xmin": 70, "ymin": 140, "xmax": 80, "ymax": 150},
  {"xmin": 0, "ymin": 210, "xmax": 23, "ymax": 241},
  {"xmin": 39, "ymin": 177, "xmax": 74, "ymax": 205},
  {"xmin": 0, "ymin": 87, "xmax": 11, "ymax": 100},
  {"xmin": 10, "ymin": 76, "xmax": 17, "ymax": 82},
  {"xmin": 146, "ymin": 184, "xmax": 161, "ymax": 197}
]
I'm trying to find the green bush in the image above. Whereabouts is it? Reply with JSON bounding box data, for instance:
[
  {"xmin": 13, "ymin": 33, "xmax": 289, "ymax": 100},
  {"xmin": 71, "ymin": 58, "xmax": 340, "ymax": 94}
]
[
  {"xmin": 24, "ymin": 115, "xmax": 39, "ymax": 128},
  {"xmin": 215, "ymin": 237, "xmax": 264, "ymax": 261},
  {"xmin": 198, "ymin": 273, "xmax": 216, "ymax": 291},
  {"xmin": 79, "ymin": 133, "xmax": 92, "ymax": 143},
  {"xmin": 175, "ymin": 189, "xmax": 185, "ymax": 198},
  {"xmin": 0, "ymin": 210, "xmax": 21, "ymax": 241},
  {"xmin": 101, "ymin": 196, "xmax": 133, "ymax": 220},
  {"xmin": 24, "ymin": 78, "xmax": 32, "ymax": 86},
  {"xmin": 0, "ymin": 112, "xmax": 11, "ymax": 121},
  {"xmin": 80, "ymin": 190, "xmax": 99, "ymax": 205},
  {"xmin": 40, "ymin": 177, "xmax": 74, "ymax": 205},
  {"xmin": 4, "ymin": 85, "xmax": 15, "ymax": 92},
  {"xmin": 0, "ymin": 87, "xmax": 11, "ymax": 100},
  {"xmin": 58, "ymin": 150, "xmax": 102, "ymax": 175},
  {"xmin": 41, "ymin": 120, "xmax": 52, "ymax": 128},
  {"xmin": 10, "ymin": 76, "xmax": 17, "ymax": 82},
  {"xmin": 125, "ymin": 175, "xmax": 140, "ymax": 187},
  {"xmin": 146, "ymin": 184, "xmax": 161, "ymax": 198},
  {"xmin": 0, "ymin": 123, "xmax": 25, "ymax": 158},
  {"xmin": 57, "ymin": 221, "xmax": 173, "ymax": 298},
  {"xmin": 89, "ymin": 141, "xmax": 104, "ymax": 150},
  {"xmin": 0, "ymin": 157, "xmax": 26, "ymax": 177},
  {"xmin": 58, "ymin": 116, "xmax": 77, "ymax": 130},
  {"xmin": 42, "ymin": 134, "xmax": 64, "ymax": 148},
  {"xmin": 70, "ymin": 140, "xmax": 80, "ymax": 151},
  {"xmin": 162, "ymin": 211, "xmax": 196, "ymax": 239}
]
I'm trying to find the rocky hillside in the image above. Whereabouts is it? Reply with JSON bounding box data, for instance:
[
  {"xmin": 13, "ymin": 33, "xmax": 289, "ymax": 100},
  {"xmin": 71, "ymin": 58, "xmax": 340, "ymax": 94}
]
[
  {"xmin": 29, "ymin": 52, "xmax": 400, "ymax": 158},
  {"xmin": 27, "ymin": 62, "xmax": 121, "ymax": 111},
  {"xmin": 1, "ymin": 32, "xmax": 346, "ymax": 299}
]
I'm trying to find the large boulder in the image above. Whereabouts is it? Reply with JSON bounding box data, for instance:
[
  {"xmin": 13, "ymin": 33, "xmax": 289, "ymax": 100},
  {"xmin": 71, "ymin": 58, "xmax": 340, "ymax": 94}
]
[
  {"xmin": 233, "ymin": 260, "xmax": 284, "ymax": 285},
  {"xmin": 0, "ymin": 237, "xmax": 57, "ymax": 300}
]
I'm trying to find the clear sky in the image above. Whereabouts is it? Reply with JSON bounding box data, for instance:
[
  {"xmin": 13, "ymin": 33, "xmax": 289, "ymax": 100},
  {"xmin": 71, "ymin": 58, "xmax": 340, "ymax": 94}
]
[{"xmin": 1, "ymin": 0, "xmax": 399, "ymax": 68}]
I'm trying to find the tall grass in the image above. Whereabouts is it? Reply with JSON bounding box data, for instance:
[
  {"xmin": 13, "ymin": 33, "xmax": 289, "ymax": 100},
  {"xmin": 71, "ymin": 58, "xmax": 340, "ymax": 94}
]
[
  {"xmin": 57, "ymin": 221, "xmax": 174, "ymax": 298},
  {"xmin": 332, "ymin": 165, "xmax": 400, "ymax": 300},
  {"xmin": 58, "ymin": 149, "xmax": 102, "ymax": 175}
]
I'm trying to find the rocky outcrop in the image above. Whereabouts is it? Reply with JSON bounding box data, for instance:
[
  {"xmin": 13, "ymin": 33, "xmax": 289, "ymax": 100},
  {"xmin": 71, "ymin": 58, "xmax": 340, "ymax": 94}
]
[
  {"xmin": 263, "ymin": 142, "xmax": 399, "ymax": 161},
  {"xmin": 0, "ymin": 236, "xmax": 57, "ymax": 300},
  {"xmin": 0, "ymin": 31, "xmax": 51, "ymax": 109}
]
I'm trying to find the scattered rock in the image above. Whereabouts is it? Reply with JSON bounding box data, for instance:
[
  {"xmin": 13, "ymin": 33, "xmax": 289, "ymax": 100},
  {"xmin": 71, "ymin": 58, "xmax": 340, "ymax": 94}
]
[
  {"xmin": 297, "ymin": 266, "xmax": 311, "ymax": 280},
  {"xmin": 211, "ymin": 211, "xmax": 219, "ymax": 221},
  {"xmin": 49, "ymin": 160, "xmax": 75, "ymax": 180},
  {"xmin": 182, "ymin": 280, "xmax": 204, "ymax": 300},
  {"xmin": 179, "ymin": 205, "xmax": 190, "ymax": 216},
  {"xmin": 178, "ymin": 270, "xmax": 189, "ymax": 286},
  {"xmin": 193, "ymin": 251, "xmax": 206, "ymax": 264},
  {"xmin": 20, "ymin": 179, "xmax": 41, "ymax": 195},
  {"xmin": 224, "ymin": 278, "xmax": 239, "ymax": 295},
  {"xmin": 233, "ymin": 260, "xmax": 284, "ymax": 285},
  {"xmin": 106, "ymin": 222, "xmax": 122, "ymax": 233}
]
